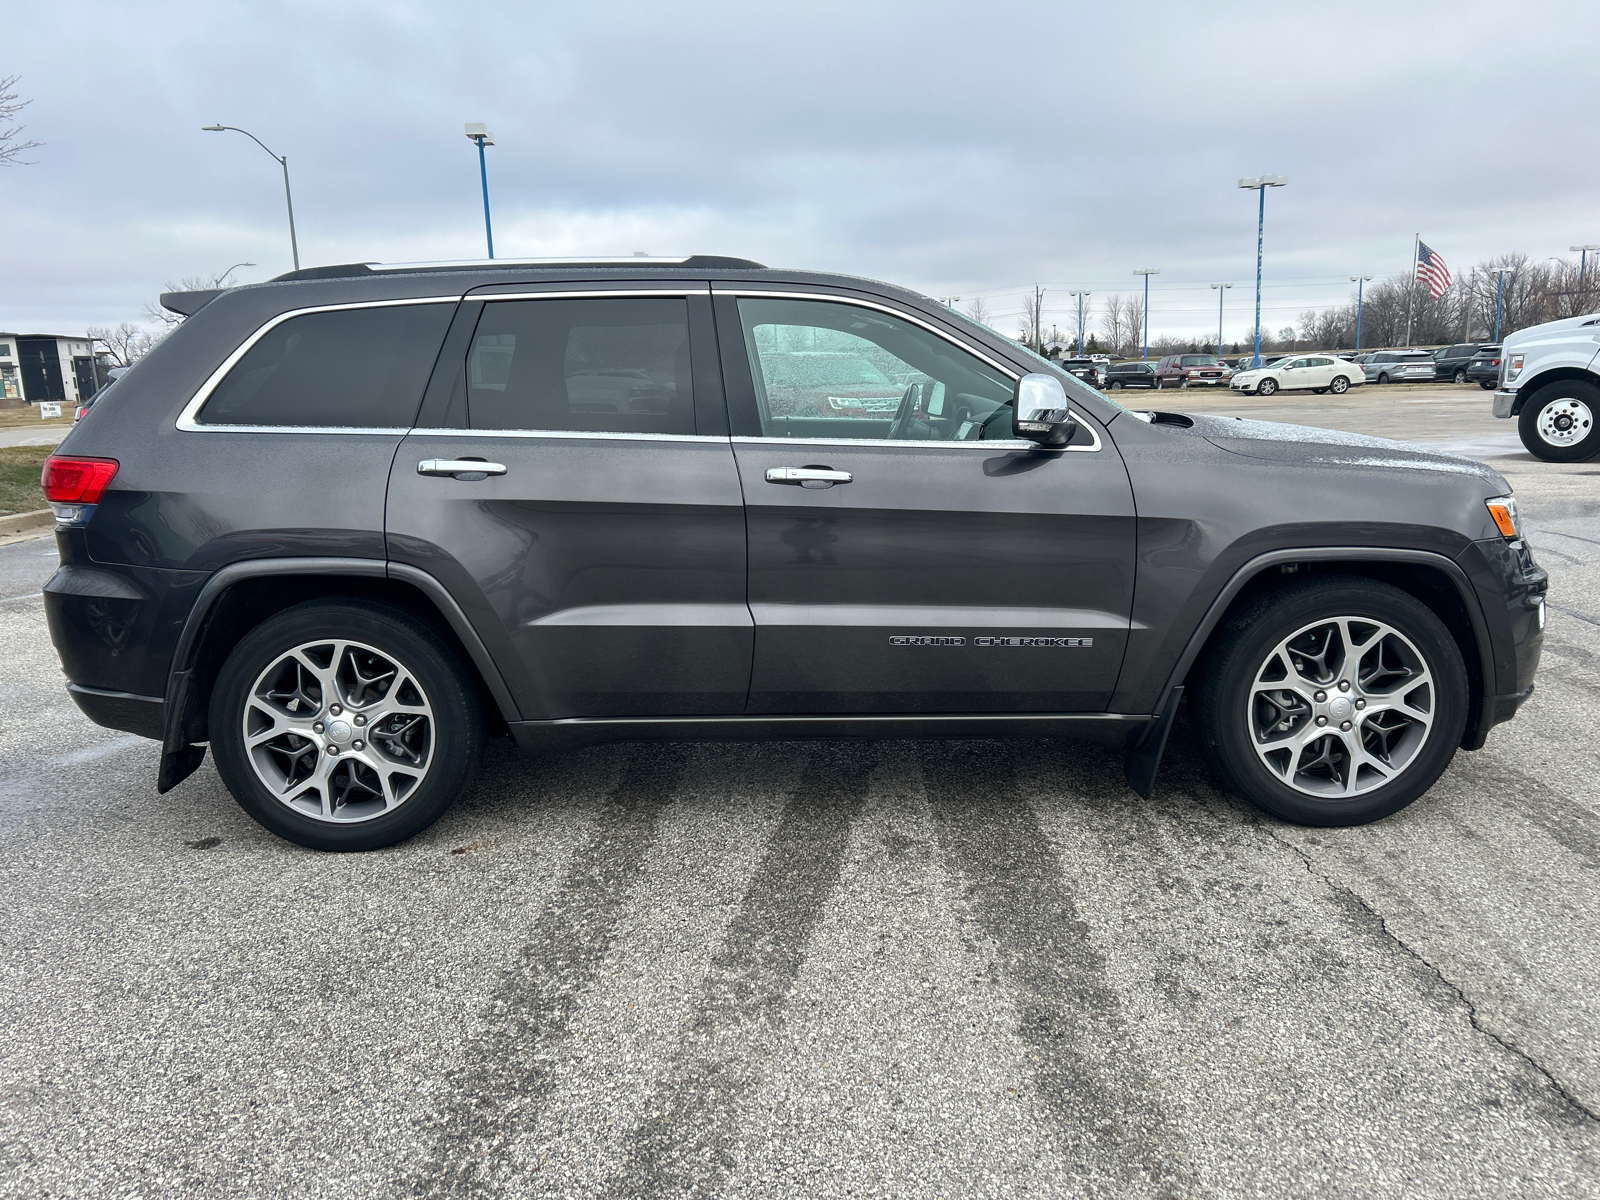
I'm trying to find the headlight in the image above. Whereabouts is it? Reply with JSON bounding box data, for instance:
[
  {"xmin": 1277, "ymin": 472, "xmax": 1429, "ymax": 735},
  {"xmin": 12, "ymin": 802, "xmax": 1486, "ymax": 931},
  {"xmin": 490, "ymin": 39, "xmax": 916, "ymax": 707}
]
[
  {"xmin": 1504, "ymin": 353, "xmax": 1524, "ymax": 383},
  {"xmin": 1485, "ymin": 495, "xmax": 1521, "ymax": 540}
]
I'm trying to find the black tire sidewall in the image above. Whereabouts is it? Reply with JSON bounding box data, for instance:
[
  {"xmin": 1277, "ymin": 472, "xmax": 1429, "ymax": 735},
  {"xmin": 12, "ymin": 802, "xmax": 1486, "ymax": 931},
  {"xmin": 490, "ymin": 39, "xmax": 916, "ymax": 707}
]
[
  {"xmin": 1196, "ymin": 579, "xmax": 1468, "ymax": 826},
  {"xmin": 209, "ymin": 600, "xmax": 484, "ymax": 851},
  {"xmin": 1331, "ymin": 376, "xmax": 1348, "ymax": 394},
  {"xmin": 1259, "ymin": 379, "xmax": 1277, "ymax": 395},
  {"xmin": 1517, "ymin": 381, "xmax": 1600, "ymax": 462}
]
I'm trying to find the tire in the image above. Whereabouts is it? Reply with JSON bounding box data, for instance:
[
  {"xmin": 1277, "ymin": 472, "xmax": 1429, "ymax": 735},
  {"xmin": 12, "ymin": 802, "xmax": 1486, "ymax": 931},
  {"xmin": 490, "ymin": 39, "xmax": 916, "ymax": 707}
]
[
  {"xmin": 1109, "ymin": 380, "xmax": 1125, "ymax": 390},
  {"xmin": 1194, "ymin": 576, "xmax": 1468, "ymax": 826},
  {"xmin": 1376, "ymin": 373, "xmax": 1390, "ymax": 384},
  {"xmin": 1453, "ymin": 369, "xmax": 1467, "ymax": 384},
  {"xmin": 1330, "ymin": 375, "xmax": 1350, "ymax": 395},
  {"xmin": 1312, "ymin": 388, "xmax": 1328, "ymax": 395},
  {"xmin": 1257, "ymin": 377, "xmax": 1278, "ymax": 396},
  {"xmin": 1517, "ymin": 380, "xmax": 1600, "ymax": 462},
  {"xmin": 209, "ymin": 599, "xmax": 486, "ymax": 851},
  {"xmin": 1479, "ymin": 381, "xmax": 1494, "ymax": 390}
]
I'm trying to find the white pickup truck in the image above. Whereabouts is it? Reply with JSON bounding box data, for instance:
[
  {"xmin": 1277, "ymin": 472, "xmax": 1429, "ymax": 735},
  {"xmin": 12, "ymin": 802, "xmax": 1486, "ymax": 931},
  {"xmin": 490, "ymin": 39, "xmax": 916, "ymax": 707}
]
[{"xmin": 1493, "ymin": 313, "xmax": 1600, "ymax": 460}]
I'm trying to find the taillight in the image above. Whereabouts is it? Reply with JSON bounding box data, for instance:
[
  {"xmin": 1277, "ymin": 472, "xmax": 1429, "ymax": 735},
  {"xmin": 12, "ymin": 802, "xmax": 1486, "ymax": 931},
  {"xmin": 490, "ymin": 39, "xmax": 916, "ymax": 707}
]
[{"xmin": 41, "ymin": 456, "xmax": 119, "ymax": 503}]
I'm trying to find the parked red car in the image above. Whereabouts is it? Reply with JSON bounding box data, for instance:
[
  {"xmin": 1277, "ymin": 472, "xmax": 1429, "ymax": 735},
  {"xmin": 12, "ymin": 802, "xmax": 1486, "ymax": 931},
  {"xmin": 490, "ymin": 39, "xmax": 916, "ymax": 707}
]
[{"xmin": 1154, "ymin": 353, "xmax": 1229, "ymax": 388}]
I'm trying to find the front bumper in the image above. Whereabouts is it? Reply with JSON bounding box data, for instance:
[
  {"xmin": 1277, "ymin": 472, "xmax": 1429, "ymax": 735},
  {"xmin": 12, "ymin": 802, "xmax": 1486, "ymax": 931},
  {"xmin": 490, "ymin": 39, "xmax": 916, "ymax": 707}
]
[
  {"xmin": 1492, "ymin": 390, "xmax": 1518, "ymax": 419},
  {"xmin": 1456, "ymin": 536, "xmax": 1547, "ymax": 746}
]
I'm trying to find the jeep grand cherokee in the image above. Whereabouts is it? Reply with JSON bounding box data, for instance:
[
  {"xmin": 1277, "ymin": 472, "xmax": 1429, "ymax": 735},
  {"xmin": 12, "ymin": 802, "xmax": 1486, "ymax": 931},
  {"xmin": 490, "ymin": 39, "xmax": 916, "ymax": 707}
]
[{"xmin": 43, "ymin": 256, "xmax": 1547, "ymax": 850}]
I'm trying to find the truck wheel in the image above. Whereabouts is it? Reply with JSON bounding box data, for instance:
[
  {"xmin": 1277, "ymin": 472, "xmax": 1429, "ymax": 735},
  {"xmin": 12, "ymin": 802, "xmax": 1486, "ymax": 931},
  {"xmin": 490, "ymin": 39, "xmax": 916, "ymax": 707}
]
[
  {"xmin": 1329, "ymin": 375, "xmax": 1350, "ymax": 394},
  {"xmin": 209, "ymin": 599, "xmax": 485, "ymax": 851},
  {"xmin": 1518, "ymin": 381, "xmax": 1600, "ymax": 461},
  {"xmin": 1257, "ymin": 378, "xmax": 1278, "ymax": 396},
  {"xmin": 1195, "ymin": 577, "xmax": 1468, "ymax": 826},
  {"xmin": 1453, "ymin": 369, "xmax": 1468, "ymax": 384}
]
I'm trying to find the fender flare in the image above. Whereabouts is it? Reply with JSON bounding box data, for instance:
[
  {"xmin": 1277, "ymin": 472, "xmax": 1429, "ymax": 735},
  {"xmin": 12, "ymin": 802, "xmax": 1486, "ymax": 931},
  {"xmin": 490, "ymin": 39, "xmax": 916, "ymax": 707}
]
[
  {"xmin": 1152, "ymin": 545, "xmax": 1495, "ymax": 726},
  {"xmin": 159, "ymin": 557, "xmax": 521, "ymax": 782}
]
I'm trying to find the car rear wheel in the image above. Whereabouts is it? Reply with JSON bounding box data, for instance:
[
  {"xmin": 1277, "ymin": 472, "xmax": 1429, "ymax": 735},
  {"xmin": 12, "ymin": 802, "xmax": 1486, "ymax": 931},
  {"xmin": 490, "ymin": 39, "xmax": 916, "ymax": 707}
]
[
  {"xmin": 1453, "ymin": 369, "xmax": 1467, "ymax": 384},
  {"xmin": 1195, "ymin": 577, "xmax": 1468, "ymax": 826},
  {"xmin": 209, "ymin": 599, "xmax": 485, "ymax": 851},
  {"xmin": 1376, "ymin": 372, "xmax": 1390, "ymax": 384},
  {"xmin": 1330, "ymin": 375, "xmax": 1350, "ymax": 395},
  {"xmin": 1257, "ymin": 378, "xmax": 1278, "ymax": 396},
  {"xmin": 1518, "ymin": 381, "xmax": 1600, "ymax": 462},
  {"xmin": 1108, "ymin": 380, "xmax": 1124, "ymax": 389},
  {"xmin": 1479, "ymin": 381, "xmax": 1494, "ymax": 390}
]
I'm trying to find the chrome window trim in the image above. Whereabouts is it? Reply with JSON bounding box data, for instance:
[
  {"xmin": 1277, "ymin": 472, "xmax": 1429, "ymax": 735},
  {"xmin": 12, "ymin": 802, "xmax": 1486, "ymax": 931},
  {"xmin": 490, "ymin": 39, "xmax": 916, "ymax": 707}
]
[
  {"xmin": 175, "ymin": 296, "xmax": 462, "ymax": 433},
  {"xmin": 713, "ymin": 287, "xmax": 1102, "ymax": 453},
  {"xmin": 408, "ymin": 428, "xmax": 729, "ymax": 444},
  {"xmin": 465, "ymin": 287, "xmax": 708, "ymax": 300},
  {"xmin": 731, "ymin": 426, "xmax": 1102, "ymax": 453}
]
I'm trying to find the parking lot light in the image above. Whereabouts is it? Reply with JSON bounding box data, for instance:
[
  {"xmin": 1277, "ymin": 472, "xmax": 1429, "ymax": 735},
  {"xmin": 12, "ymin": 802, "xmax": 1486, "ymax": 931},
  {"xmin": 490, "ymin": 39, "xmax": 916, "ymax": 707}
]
[
  {"xmin": 202, "ymin": 125, "xmax": 300, "ymax": 271},
  {"xmin": 465, "ymin": 123, "xmax": 496, "ymax": 259},
  {"xmin": 1210, "ymin": 283, "xmax": 1232, "ymax": 357},
  {"xmin": 1069, "ymin": 291, "xmax": 1091, "ymax": 356},
  {"xmin": 1494, "ymin": 269, "xmax": 1507, "ymax": 344},
  {"xmin": 1571, "ymin": 245, "xmax": 1600, "ymax": 295},
  {"xmin": 1132, "ymin": 269, "xmax": 1158, "ymax": 361},
  {"xmin": 1350, "ymin": 275, "xmax": 1372, "ymax": 350},
  {"xmin": 1239, "ymin": 175, "xmax": 1288, "ymax": 366}
]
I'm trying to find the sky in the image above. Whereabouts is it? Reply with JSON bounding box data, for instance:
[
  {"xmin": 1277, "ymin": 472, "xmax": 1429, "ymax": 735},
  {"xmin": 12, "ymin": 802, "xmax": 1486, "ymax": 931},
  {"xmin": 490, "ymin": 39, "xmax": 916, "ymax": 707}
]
[{"xmin": 6, "ymin": 0, "xmax": 1598, "ymax": 345}]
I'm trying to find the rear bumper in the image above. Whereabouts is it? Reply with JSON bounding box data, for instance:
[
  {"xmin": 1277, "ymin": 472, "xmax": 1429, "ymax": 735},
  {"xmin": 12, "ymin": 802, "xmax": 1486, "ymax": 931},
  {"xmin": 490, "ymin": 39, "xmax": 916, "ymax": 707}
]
[
  {"xmin": 66, "ymin": 683, "xmax": 164, "ymax": 740},
  {"xmin": 1492, "ymin": 390, "xmax": 1518, "ymax": 419}
]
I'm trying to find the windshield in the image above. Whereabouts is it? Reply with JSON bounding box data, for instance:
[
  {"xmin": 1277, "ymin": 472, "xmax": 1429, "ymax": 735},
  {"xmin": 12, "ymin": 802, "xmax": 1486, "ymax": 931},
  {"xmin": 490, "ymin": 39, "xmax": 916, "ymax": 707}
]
[{"xmin": 1180, "ymin": 355, "xmax": 1219, "ymax": 367}]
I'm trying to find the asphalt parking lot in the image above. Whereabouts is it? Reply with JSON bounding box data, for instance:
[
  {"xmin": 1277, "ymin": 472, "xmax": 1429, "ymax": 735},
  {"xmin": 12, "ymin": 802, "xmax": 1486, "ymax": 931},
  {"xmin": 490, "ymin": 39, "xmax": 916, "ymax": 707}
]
[{"xmin": 4, "ymin": 383, "xmax": 1599, "ymax": 1198}]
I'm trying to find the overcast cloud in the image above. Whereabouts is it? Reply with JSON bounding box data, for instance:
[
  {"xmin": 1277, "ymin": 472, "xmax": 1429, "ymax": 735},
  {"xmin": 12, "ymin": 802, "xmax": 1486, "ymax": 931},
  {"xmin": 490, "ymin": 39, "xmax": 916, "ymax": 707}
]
[{"xmin": 6, "ymin": 0, "xmax": 1597, "ymax": 342}]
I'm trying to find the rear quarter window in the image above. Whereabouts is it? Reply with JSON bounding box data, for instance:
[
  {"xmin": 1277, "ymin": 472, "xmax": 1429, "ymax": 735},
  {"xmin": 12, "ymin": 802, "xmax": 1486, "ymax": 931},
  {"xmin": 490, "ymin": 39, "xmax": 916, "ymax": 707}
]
[{"xmin": 196, "ymin": 302, "xmax": 455, "ymax": 428}]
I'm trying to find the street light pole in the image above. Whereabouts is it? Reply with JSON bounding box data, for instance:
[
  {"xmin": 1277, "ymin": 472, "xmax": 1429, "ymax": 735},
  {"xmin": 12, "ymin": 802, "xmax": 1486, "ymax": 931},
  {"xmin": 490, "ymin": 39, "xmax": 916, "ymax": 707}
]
[
  {"xmin": 1350, "ymin": 275, "xmax": 1372, "ymax": 351},
  {"xmin": 216, "ymin": 262, "xmax": 256, "ymax": 287},
  {"xmin": 1069, "ymin": 290, "xmax": 1091, "ymax": 356},
  {"xmin": 465, "ymin": 123, "xmax": 496, "ymax": 259},
  {"xmin": 1238, "ymin": 175, "xmax": 1287, "ymax": 366},
  {"xmin": 1210, "ymin": 283, "xmax": 1232, "ymax": 356},
  {"xmin": 1132, "ymin": 269, "xmax": 1158, "ymax": 361},
  {"xmin": 202, "ymin": 125, "xmax": 300, "ymax": 271},
  {"xmin": 1494, "ymin": 269, "xmax": 1506, "ymax": 344},
  {"xmin": 1572, "ymin": 244, "xmax": 1600, "ymax": 298}
]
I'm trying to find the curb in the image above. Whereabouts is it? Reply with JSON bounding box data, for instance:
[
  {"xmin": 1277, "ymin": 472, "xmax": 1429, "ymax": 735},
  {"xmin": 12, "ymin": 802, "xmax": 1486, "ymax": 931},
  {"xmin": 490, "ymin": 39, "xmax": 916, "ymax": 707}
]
[{"xmin": 0, "ymin": 509, "xmax": 52, "ymax": 537}]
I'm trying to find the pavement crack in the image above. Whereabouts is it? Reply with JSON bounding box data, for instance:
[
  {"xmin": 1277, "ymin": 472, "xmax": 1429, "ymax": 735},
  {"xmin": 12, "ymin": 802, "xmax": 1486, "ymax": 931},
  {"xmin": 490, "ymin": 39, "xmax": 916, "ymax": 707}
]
[{"xmin": 1263, "ymin": 824, "xmax": 1600, "ymax": 1126}]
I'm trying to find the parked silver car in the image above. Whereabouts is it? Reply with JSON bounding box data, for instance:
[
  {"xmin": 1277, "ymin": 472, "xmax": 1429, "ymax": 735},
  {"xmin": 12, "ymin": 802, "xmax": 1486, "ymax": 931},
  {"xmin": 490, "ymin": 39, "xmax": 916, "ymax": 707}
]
[{"xmin": 1362, "ymin": 350, "xmax": 1435, "ymax": 384}]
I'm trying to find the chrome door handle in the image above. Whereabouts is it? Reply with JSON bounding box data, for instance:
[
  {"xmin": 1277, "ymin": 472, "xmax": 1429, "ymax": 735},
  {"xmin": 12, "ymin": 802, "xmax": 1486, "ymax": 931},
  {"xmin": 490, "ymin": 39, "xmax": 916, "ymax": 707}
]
[
  {"xmin": 417, "ymin": 459, "xmax": 507, "ymax": 478},
  {"xmin": 765, "ymin": 467, "xmax": 852, "ymax": 488}
]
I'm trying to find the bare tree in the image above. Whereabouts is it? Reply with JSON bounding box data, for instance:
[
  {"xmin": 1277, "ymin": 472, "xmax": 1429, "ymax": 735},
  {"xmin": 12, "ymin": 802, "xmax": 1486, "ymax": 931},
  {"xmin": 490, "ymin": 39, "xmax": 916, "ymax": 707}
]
[
  {"xmin": 1125, "ymin": 297, "xmax": 1144, "ymax": 359},
  {"xmin": 967, "ymin": 297, "xmax": 992, "ymax": 328},
  {"xmin": 143, "ymin": 270, "xmax": 247, "ymax": 329},
  {"xmin": 0, "ymin": 75, "xmax": 41, "ymax": 166},
  {"xmin": 1099, "ymin": 295, "xmax": 1126, "ymax": 357},
  {"xmin": 88, "ymin": 323, "xmax": 156, "ymax": 368}
]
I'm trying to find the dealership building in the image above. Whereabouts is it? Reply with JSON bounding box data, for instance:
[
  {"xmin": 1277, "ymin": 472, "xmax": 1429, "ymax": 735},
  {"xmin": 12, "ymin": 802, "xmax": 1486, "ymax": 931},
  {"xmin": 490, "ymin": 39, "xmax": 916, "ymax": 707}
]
[{"xmin": 0, "ymin": 332, "xmax": 99, "ymax": 406}]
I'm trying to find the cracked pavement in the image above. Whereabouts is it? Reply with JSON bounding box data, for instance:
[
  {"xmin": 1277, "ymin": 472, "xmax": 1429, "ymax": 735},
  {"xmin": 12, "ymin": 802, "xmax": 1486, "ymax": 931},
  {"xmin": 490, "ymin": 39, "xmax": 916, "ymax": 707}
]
[{"xmin": 3, "ymin": 389, "xmax": 1600, "ymax": 1197}]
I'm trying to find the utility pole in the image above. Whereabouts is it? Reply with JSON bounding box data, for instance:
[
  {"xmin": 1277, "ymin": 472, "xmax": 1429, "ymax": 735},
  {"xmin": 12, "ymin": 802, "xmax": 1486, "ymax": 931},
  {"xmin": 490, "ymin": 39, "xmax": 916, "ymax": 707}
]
[
  {"xmin": 1350, "ymin": 276, "xmax": 1372, "ymax": 351},
  {"xmin": 1210, "ymin": 283, "xmax": 1232, "ymax": 357},
  {"xmin": 1069, "ymin": 290, "xmax": 1091, "ymax": 357},
  {"xmin": 1494, "ymin": 270, "xmax": 1506, "ymax": 344}
]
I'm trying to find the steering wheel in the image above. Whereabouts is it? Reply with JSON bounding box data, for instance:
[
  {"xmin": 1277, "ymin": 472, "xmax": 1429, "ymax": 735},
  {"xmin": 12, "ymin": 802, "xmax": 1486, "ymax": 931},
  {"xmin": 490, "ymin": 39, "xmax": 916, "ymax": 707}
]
[{"xmin": 887, "ymin": 383, "xmax": 920, "ymax": 440}]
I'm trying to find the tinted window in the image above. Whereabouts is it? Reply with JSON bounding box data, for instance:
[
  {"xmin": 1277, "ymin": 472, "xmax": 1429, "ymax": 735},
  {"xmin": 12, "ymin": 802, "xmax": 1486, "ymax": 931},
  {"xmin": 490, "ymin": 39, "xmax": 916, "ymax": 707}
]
[
  {"xmin": 1180, "ymin": 355, "xmax": 1219, "ymax": 367},
  {"xmin": 738, "ymin": 297, "xmax": 1015, "ymax": 441},
  {"xmin": 466, "ymin": 298, "xmax": 694, "ymax": 434},
  {"xmin": 199, "ymin": 303, "xmax": 453, "ymax": 427}
]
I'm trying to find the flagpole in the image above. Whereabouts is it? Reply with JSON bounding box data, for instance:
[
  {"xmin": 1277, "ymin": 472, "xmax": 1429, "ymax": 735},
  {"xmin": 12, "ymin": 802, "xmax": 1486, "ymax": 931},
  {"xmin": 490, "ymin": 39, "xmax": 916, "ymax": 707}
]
[{"xmin": 1404, "ymin": 232, "xmax": 1418, "ymax": 347}]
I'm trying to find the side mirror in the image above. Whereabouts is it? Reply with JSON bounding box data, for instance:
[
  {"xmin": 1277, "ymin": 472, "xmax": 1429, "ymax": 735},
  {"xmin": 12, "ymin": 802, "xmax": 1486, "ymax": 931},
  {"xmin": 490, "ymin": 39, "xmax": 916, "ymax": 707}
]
[{"xmin": 1012, "ymin": 373, "xmax": 1079, "ymax": 447}]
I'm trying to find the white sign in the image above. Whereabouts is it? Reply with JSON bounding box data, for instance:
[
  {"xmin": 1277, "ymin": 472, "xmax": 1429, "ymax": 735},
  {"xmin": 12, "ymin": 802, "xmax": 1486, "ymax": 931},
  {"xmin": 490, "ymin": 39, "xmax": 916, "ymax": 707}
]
[{"xmin": 38, "ymin": 402, "xmax": 62, "ymax": 419}]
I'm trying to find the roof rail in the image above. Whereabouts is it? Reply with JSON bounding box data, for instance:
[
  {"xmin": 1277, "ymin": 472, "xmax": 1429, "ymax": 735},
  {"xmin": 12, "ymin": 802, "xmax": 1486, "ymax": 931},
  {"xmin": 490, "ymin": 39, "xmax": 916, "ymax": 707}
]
[{"xmin": 270, "ymin": 254, "xmax": 766, "ymax": 282}]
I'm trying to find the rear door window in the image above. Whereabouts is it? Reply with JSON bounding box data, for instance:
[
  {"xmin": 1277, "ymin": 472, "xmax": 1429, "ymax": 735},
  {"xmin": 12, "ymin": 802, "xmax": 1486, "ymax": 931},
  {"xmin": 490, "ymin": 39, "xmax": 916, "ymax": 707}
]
[
  {"xmin": 198, "ymin": 302, "xmax": 454, "ymax": 428},
  {"xmin": 465, "ymin": 297, "xmax": 695, "ymax": 435}
]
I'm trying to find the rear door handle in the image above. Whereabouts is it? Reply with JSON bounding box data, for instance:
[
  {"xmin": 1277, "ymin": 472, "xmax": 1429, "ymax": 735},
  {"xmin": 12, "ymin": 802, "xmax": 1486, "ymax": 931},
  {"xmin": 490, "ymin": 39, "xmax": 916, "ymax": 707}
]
[
  {"xmin": 765, "ymin": 467, "xmax": 852, "ymax": 488},
  {"xmin": 417, "ymin": 459, "xmax": 507, "ymax": 478}
]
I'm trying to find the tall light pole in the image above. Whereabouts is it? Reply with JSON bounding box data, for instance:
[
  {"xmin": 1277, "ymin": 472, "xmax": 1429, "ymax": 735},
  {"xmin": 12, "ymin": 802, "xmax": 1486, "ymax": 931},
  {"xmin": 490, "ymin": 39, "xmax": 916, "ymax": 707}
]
[
  {"xmin": 465, "ymin": 123, "xmax": 496, "ymax": 259},
  {"xmin": 1572, "ymin": 245, "xmax": 1600, "ymax": 298},
  {"xmin": 1494, "ymin": 269, "xmax": 1507, "ymax": 344},
  {"xmin": 1350, "ymin": 275, "xmax": 1372, "ymax": 350},
  {"xmin": 1132, "ymin": 269, "xmax": 1158, "ymax": 361},
  {"xmin": 202, "ymin": 125, "xmax": 300, "ymax": 271},
  {"xmin": 1210, "ymin": 283, "xmax": 1232, "ymax": 356},
  {"xmin": 1069, "ymin": 290, "xmax": 1091, "ymax": 356},
  {"xmin": 1238, "ymin": 175, "xmax": 1287, "ymax": 366}
]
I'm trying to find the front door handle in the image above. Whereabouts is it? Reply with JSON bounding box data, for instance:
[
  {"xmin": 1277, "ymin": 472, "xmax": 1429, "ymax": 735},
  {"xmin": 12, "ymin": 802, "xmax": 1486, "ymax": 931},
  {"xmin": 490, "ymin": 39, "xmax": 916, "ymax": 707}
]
[
  {"xmin": 417, "ymin": 459, "xmax": 507, "ymax": 479},
  {"xmin": 765, "ymin": 467, "xmax": 852, "ymax": 489}
]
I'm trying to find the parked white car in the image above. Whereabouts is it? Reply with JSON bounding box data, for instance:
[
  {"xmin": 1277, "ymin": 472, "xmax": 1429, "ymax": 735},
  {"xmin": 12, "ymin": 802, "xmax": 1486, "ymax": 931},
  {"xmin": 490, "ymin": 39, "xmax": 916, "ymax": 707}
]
[
  {"xmin": 1229, "ymin": 354, "xmax": 1364, "ymax": 397},
  {"xmin": 1493, "ymin": 312, "xmax": 1600, "ymax": 461}
]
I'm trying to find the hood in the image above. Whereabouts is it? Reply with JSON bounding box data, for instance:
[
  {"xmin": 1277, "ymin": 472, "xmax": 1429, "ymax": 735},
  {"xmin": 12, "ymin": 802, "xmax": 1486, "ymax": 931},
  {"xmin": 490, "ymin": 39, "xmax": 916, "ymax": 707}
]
[
  {"xmin": 1503, "ymin": 310, "xmax": 1600, "ymax": 350},
  {"xmin": 1180, "ymin": 412, "xmax": 1510, "ymax": 492}
]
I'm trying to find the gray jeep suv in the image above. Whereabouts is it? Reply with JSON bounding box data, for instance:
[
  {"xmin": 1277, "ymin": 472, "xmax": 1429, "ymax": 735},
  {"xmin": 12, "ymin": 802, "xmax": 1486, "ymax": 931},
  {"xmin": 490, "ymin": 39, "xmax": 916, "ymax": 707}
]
[{"xmin": 42, "ymin": 257, "xmax": 1547, "ymax": 849}]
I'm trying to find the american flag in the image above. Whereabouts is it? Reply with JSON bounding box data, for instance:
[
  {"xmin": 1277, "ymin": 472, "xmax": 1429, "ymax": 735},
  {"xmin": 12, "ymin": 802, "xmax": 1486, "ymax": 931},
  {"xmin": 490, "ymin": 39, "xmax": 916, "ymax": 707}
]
[{"xmin": 1416, "ymin": 240, "xmax": 1452, "ymax": 299}]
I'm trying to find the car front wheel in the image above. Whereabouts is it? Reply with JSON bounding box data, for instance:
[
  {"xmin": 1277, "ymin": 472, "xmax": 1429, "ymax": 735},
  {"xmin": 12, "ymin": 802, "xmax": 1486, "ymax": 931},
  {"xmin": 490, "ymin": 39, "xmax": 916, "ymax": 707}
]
[
  {"xmin": 1257, "ymin": 378, "xmax": 1278, "ymax": 396},
  {"xmin": 1330, "ymin": 375, "xmax": 1349, "ymax": 394},
  {"xmin": 209, "ymin": 599, "xmax": 485, "ymax": 850},
  {"xmin": 1196, "ymin": 577, "xmax": 1468, "ymax": 825},
  {"xmin": 1518, "ymin": 381, "xmax": 1600, "ymax": 462}
]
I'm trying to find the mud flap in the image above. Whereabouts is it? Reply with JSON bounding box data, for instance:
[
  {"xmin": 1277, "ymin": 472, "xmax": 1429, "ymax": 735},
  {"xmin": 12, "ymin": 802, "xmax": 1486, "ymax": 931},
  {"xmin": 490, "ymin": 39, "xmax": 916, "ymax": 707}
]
[
  {"xmin": 157, "ymin": 744, "xmax": 208, "ymax": 794},
  {"xmin": 1124, "ymin": 685, "xmax": 1183, "ymax": 800}
]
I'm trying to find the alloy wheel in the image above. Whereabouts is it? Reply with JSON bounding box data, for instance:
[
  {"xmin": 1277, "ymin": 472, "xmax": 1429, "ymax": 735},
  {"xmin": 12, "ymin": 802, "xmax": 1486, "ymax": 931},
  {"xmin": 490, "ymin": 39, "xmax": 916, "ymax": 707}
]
[
  {"xmin": 1247, "ymin": 616, "xmax": 1434, "ymax": 798},
  {"xmin": 243, "ymin": 638, "xmax": 435, "ymax": 823},
  {"xmin": 1536, "ymin": 397, "xmax": 1594, "ymax": 448}
]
